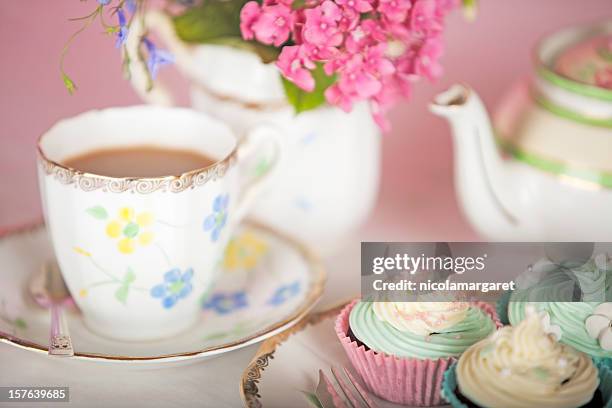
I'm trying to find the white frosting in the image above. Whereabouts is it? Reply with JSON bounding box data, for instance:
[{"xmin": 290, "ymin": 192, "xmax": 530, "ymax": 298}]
[{"xmin": 372, "ymin": 302, "xmax": 469, "ymax": 336}]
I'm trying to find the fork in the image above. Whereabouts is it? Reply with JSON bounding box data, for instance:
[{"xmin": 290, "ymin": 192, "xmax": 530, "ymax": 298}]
[{"xmin": 315, "ymin": 366, "xmax": 379, "ymax": 408}]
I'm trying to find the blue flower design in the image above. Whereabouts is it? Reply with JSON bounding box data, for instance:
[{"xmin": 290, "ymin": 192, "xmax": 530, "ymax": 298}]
[
  {"xmin": 125, "ymin": 0, "xmax": 137, "ymax": 14},
  {"xmin": 203, "ymin": 194, "xmax": 230, "ymax": 242},
  {"xmin": 97, "ymin": 0, "xmax": 111, "ymax": 5},
  {"xmin": 203, "ymin": 291, "xmax": 248, "ymax": 315},
  {"xmin": 150, "ymin": 268, "xmax": 194, "ymax": 309},
  {"xmin": 143, "ymin": 37, "xmax": 174, "ymax": 79},
  {"xmin": 115, "ymin": 9, "xmax": 128, "ymax": 48},
  {"xmin": 267, "ymin": 281, "xmax": 301, "ymax": 306}
]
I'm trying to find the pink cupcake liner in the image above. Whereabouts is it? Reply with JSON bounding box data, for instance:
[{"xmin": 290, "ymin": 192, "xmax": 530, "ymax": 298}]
[{"xmin": 335, "ymin": 300, "xmax": 501, "ymax": 406}]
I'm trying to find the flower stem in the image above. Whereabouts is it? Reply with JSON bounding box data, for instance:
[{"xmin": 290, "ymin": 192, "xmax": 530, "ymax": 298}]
[{"xmin": 59, "ymin": 5, "xmax": 102, "ymax": 93}]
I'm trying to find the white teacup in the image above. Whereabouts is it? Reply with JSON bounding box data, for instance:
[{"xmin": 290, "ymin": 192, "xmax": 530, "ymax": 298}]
[{"xmin": 37, "ymin": 106, "xmax": 279, "ymax": 341}]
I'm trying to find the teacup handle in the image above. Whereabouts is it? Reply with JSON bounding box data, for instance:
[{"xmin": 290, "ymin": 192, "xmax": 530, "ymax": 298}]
[
  {"xmin": 230, "ymin": 124, "xmax": 282, "ymax": 228},
  {"xmin": 125, "ymin": 10, "xmax": 194, "ymax": 106}
]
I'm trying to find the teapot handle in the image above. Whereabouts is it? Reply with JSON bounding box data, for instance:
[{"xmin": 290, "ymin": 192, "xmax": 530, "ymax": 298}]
[{"xmin": 125, "ymin": 10, "xmax": 193, "ymax": 106}]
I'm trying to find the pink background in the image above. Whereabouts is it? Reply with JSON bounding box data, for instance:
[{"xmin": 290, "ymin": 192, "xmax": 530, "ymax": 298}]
[{"xmin": 1, "ymin": 1, "xmax": 610, "ymax": 238}]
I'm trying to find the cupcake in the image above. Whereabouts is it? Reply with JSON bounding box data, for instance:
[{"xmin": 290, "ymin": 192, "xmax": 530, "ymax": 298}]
[
  {"xmin": 442, "ymin": 310, "xmax": 611, "ymax": 408},
  {"xmin": 502, "ymin": 258, "xmax": 612, "ymax": 365},
  {"xmin": 335, "ymin": 299, "xmax": 499, "ymax": 406}
]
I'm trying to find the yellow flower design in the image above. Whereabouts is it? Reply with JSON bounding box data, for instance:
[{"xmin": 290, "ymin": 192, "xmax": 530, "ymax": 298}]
[
  {"xmin": 105, "ymin": 207, "xmax": 154, "ymax": 254},
  {"xmin": 223, "ymin": 232, "xmax": 268, "ymax": 271},
  {"xmin": 79, "ymin": 289, "xmax": 88, "ymax": 298},
  {"xmin": 73, "ymin": 246, "xmax": 92, "ymax": 257}
]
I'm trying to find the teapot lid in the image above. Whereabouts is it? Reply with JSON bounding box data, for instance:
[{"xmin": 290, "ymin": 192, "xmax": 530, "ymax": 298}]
[{"xmin": 536, "ymin": 20, "xmax": 612, "ymax": 102}]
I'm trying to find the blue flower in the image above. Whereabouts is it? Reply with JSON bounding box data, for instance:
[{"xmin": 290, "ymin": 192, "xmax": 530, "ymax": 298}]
[
  {"xmin": 125, "ymin": 0, "xmax": 137, "ymax": 14},
  {"xmin": 203, "ymin": 291, "xmax": 248, "ymax": 315},
  {"xmin": 143, "ymin": 37, "xmax": 174, "ymax": 79},
  {"xmin": 203, "ymin": 194, "xmax": 230, "ymax": 242},
  {"xmin": 115, "ymin": 9, "xmax": 128, "ymax": 48},
  {"xmin": 97, "ymin": 0, "xmax": 111, "ymax": 5},
  {"xmin": 267, "ymin": 281, "xmax": 301, "ymax": 306},
  {"xmin": 150, "ymin": 268, "xmax": 194, "ymax": 309}
]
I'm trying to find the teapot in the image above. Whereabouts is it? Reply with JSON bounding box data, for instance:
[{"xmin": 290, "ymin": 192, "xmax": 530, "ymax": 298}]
[{"xmin": 431, "ymin": 21, "xmax": 612, "ymax": 241}]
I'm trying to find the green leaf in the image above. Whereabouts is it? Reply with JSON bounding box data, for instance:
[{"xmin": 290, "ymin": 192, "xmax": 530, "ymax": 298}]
[
  {"xmin": 123, "ymin": 267, "xmax": 136, "ymax": 284},
  {"xmin": 597, "ymin": 45, "xmax": 612, "ymax": 62},
  {"xmin": 282, "ymin": 63, "xmax": 336, "ymax": 114},
  {"xmin": 254, "ymin": 158, "xmax": 272, "ymax": 178},
  {"xmin": 86, "ymin": 206, "xmax": 108, "ymax": 220},
  {"xmin": 203, "ymin": 331, "xmax": 228, "ymax": 341},
  {"xmin": 62, "ymin": 74, "xmax": 77, "ymax": 95},
  {"xmin": 172, "ymin": 1, "xmax": 280, "ymax": 63},
  {"xmin": 172, "ymin": 0, "xmax": 248, "ymax": 43},
  {"xmin": 114, "ymin": 285, "xmax": 129, "ymax": 305},
  {"xmin": 301, "ymin": 391, "xmax": 324, "ymax": 408},
  {"xmin": 13, "ymin": 318, "xmax": 27, "ymax": 330},
  {"xmin": 461, "ymin": 0, "xmax": 478, "ymax": 21}
]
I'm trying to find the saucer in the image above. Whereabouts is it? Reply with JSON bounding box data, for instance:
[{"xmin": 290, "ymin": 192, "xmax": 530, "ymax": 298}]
[
  {"xmin": 0, "ymin": 222, "xmax": 325, "ymax": 364},
  {"xmin": 241, "ymin": 301, "xmax": 451, "ymax": 408}
]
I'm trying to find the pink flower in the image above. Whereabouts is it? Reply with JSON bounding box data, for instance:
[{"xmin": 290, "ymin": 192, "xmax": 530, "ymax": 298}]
[
  {"xmin": 363, "ymin": 44, "xmax": 396, "ymax": 77},
  {"xmin": 238, "ymin": 0, "xmax": 457, "ymax": 132},
  {"xmin": 370, "ymin": 99, "xmax": 392, "ymax": 132},
  {"xmin": 337, "ymin": 6, "xmax": 360, "ymax": 32},
  {"xmin": 276, "ymin": 45, "xmax": 316, "ymax": 91},
  {"xmin": 303, "ymin": 1, "xmax": 344, "ymax": 47},
  {"xmin": 325, "ymin": 54, "xmax": 382, "ymax": 112},
  {"xmin": 336, "ymin": 0, "xmax": 373, "ymax": 13},
  {"xmin": 378, "ymin": 0, "xmax": 412, "ymax": 23},
  {"xmin": 240, "ymin": 1, "xmax": 261, "ymax": 40},
  {"xmin": 410, "ymin": 0, "xmax": 442, "ymax": 36},
  {"xmin": 325, "ymin": 84, "xmax": 354, "ymax": 112},
  {"xmin": 344, "ymin": 20, "xmax": 386, "ymax": 53},
  {"xmin": 414, "ymin": 37, "xmax": 444, "ymax": 80},
  {"xmin": 251, "ymin": 4, "xmax": 294, "ymax": 46},
  {"xmin": 595, "ymin": 67, "xmax": 612, "ymax": 89},
  {"xmin": 303, "ymin": 42, "xmax": 340, "ymax": 62},
  {"xmin": 337, "ymin": 55, "xmax": 382, "ymax": 98}
]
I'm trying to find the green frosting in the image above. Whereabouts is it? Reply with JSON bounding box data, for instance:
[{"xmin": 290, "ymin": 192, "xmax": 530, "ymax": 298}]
[
  {"xmin": 348, "ymin": 301, "xmax": 496, "ymax": 359},
  {"xmin": 508, "ymin": 301, "xmax": 612, "ymax": 358},
  {"xmin": 507, "ymin": 261, "xmax": 612, "ymax": 359}
]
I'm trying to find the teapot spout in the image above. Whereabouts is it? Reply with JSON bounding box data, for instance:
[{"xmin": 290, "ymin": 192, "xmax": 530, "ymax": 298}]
[{"xmin": 431, "ymin": 84, "xmax": 520, "ymax": 239}]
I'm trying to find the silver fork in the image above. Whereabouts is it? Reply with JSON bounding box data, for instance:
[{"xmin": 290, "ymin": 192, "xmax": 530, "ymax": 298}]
[{"xmin": 315, "ymin": 366, "xmax": 379, "ymax": 408}]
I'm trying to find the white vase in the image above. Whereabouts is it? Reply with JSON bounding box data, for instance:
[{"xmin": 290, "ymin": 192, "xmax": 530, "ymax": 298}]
[{"xmin": 126, "ymin": 11, "xmax": 381, "ymax": 255}]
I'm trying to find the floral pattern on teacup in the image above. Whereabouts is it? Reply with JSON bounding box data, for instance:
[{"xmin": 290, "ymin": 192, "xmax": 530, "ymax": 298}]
[
  {"xmin": 203, "ymin": 291, "xmax": 248, "ymax": 315},
  {"xmin": 223, "ymin": 232, "xmax": 268, "ymax": 271},
  {"xmin": 150, "ymin": 268, "xmax": 194, "ymax": 309},
  {"xmin": 86, "ymin": 206, "xmax": 154, "ymax": 254},
  {"xmin": 73, "ymin": 247, "xmax": 145, "ymax": 305},
  {"xmin": 106, "ymin": 207, "xmax": 155, "ymax": 254},
  {"xmin": 267, "ymin": 281, "xmax": 301, "ymax": 306},
  {"xmin": 203, "ymin": 194, "xmax": 229, "ymax": 242}
]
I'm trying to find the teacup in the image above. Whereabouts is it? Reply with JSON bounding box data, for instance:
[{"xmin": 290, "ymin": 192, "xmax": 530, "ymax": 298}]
[{"xmin": 37, "ymin": 106, "xmax": 279, "ymax": 341}]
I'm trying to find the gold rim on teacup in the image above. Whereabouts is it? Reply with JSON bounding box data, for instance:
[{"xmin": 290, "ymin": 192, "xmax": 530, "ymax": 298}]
[{"xmin": 36, "ymin": 136, "xmax": 239, "ymax": 195}]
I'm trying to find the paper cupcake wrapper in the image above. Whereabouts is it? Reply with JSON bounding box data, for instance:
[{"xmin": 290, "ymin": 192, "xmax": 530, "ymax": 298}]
[
  {"xmin": 595, "ymin": 357, "xmax": 612, "ymax": 374},
  {"xmin": 335, "ymin": 300, "xmax": 501, "ymax": 406},
  {"xmin": 442, "ymin": 361, "xmax": 612, "ymax": 408}
]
